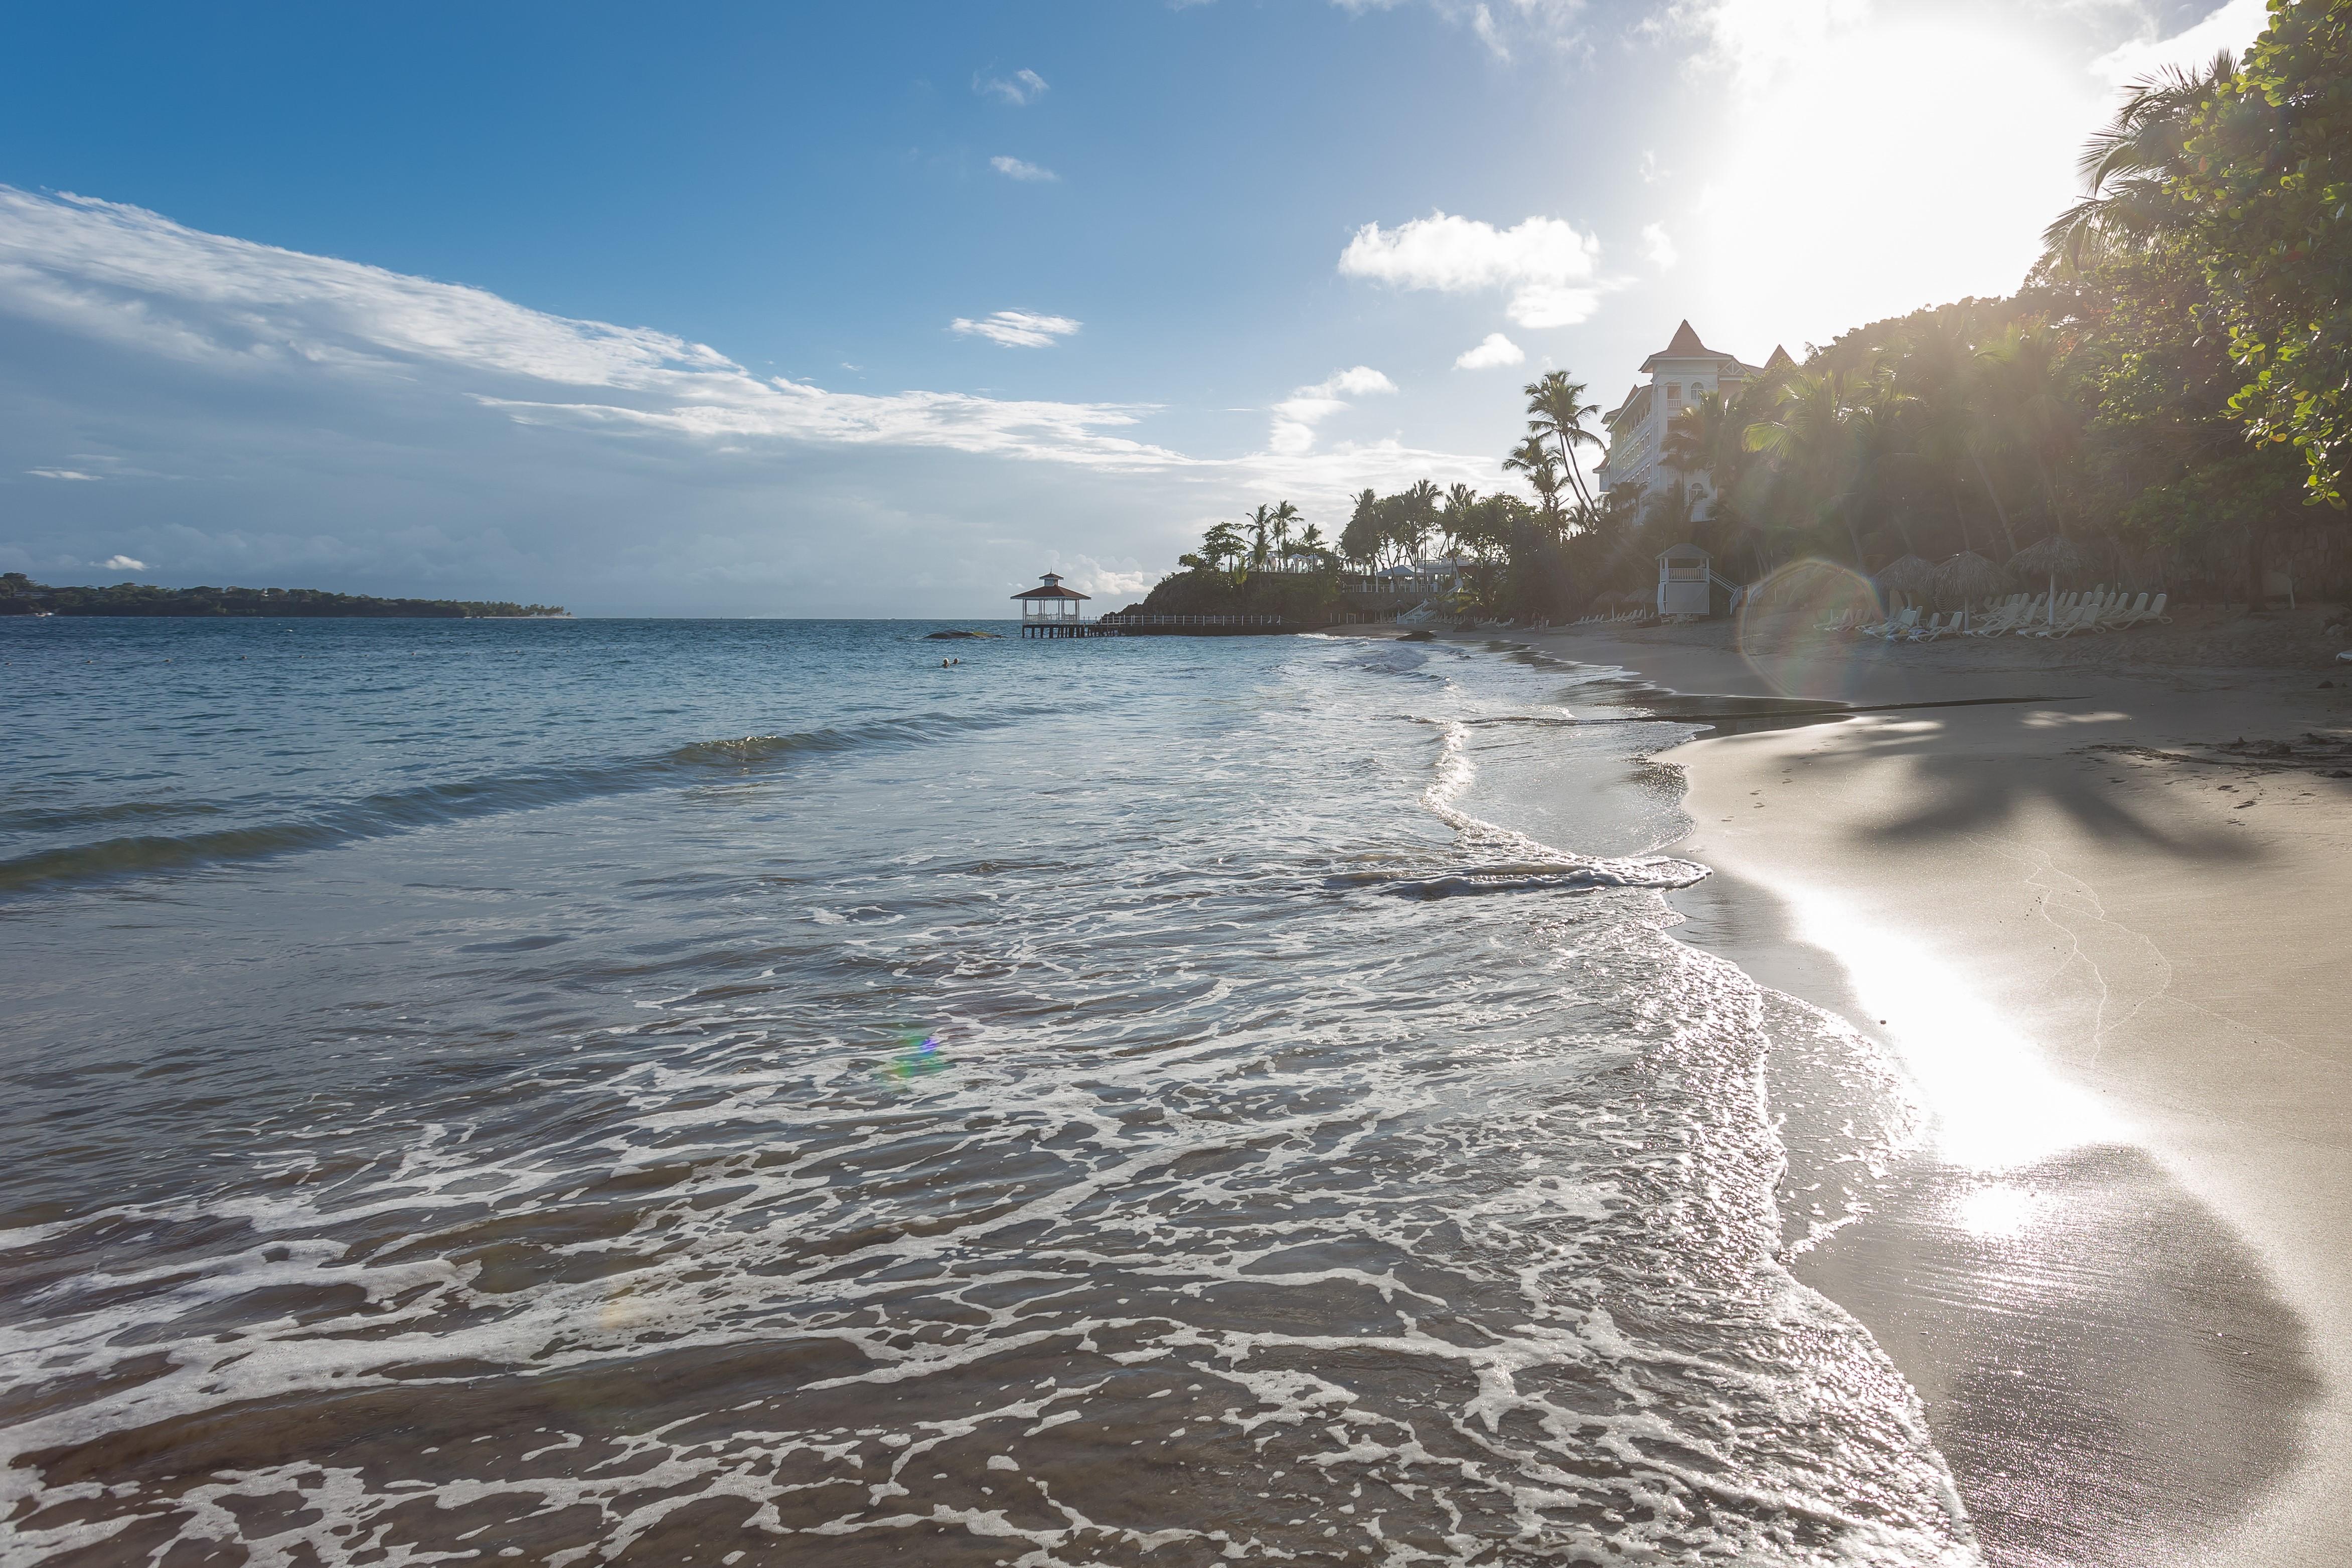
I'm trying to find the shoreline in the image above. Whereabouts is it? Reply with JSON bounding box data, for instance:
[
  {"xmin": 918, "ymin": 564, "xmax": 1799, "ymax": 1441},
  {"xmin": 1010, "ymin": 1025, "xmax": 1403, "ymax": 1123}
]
[{"xmin": 1460, "ymin": 614, "xmax": 2352, "ymax": 1565}]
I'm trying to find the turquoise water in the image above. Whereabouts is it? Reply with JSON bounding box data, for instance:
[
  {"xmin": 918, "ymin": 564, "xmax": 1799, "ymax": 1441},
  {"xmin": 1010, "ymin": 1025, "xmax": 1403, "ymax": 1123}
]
[{"xmin": 0, "ymin": 617, "xmax": 1967, "ymax": 1564}]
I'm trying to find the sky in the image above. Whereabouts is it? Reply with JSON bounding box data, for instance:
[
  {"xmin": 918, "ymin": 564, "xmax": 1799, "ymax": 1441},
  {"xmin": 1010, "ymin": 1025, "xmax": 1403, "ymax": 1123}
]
[{"xmin": 0, "ymin": 0, "xmax": 2267, "ymax": 615}]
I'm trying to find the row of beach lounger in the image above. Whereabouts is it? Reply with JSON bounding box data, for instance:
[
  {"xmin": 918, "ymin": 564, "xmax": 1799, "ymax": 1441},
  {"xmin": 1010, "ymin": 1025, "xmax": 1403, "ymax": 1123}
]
[
  {"xmin": 1821, "ymin": 589, "xmax": 2171, "ymax": 642},
  {"xmin": 1572, "ymin": 605, "xmax": 1652, "ymax": 625}
]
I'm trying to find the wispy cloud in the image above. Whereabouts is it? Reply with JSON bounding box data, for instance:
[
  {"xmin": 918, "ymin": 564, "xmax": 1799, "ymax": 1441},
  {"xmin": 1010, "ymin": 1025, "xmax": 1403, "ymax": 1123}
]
[
  {"xmin": 2091, "ymin": 0, "xmax": 2264, "ymax": 84},
  {"xmin": 0, "ymin": 185, "xmax": 1500, "ymax": 611},
  {"xmin": 1330, "ymin": 0, "xmax": 1589, "ymax": 59},
  {"xmin": 101, "ymin": 554, "xmax": 143, "ymax": 569},
  {"xmin": 1656, "ymin": 0, "xmax": 1870, "ymax": 98},
  {"xmin": 1454, "ymin": 333, "xmax": 1524, "ymax": 370},
  {"xmin": 1044, "ymin": 552, "xmax": 1153, "ymax": 599},
  {"xmin": 948, "ymin": 309, "xmax": 1081, "ymax": 349},
  {"xmin": 1269, "ymin": 365, "xmax": 1396, "ymax": 454},
  {"xmin": 1338, "ymin": 211, "xmax": 1603, "ymax": 328},
  {"xmin": 28, "ymin": 467, "xmax": 100, "ymax": 480},
  {"xmin": 974, "ymin": 67, "xmax": 1049, "ymax": 105},
  {"xmin": 1641, "ymin": 222, "xmax": 1678, "ymax": 269},
  {"xmin": 989, "ymin": 155, "xmax": 1059, "ymax": 183}
]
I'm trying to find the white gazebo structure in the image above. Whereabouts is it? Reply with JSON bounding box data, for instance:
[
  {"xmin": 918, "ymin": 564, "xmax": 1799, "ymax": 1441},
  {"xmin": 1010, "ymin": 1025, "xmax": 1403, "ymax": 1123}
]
[
  {"xmin": 1656, "ymin": 544, "xmax": 1713, "ymax": 616},
  {"xmin": 1013, "ymin": 572, "xmax": 1092, "ymax": 637}
]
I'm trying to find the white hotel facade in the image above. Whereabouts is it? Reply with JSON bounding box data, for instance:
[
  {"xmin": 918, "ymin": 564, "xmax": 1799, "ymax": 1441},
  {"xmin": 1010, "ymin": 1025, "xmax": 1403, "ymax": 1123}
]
[{"xmin": 1593, "ymin": 321, "xmax": 1790, "ymax": 521}]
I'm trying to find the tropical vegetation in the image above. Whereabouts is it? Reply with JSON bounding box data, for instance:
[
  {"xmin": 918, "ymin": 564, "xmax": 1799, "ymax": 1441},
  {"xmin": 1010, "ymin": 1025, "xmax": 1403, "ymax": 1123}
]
[
  {"xmin": 0, "ymin": 574, "xmax": 565, "ymax": 618},
  {"xmin": 1132, "ymin": 0, "xmax": 2348, "ymax": 626}
]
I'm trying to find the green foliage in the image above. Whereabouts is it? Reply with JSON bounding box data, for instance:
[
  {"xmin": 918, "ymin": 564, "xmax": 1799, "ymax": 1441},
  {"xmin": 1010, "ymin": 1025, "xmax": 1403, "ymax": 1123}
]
[
  {"xmin": 1141, "ymin": 7, "xmax": 2352, "ymax": 615},
  {"xmin": 2189, "ymin": 0, "xmax": 2352, "ymax": 505}
]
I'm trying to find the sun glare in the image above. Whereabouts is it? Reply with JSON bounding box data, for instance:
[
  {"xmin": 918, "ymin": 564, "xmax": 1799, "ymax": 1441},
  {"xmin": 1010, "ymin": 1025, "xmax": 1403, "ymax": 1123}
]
[{"xmin": 1689, "ymin": 18, "xmax": 2101, "ymax": 355}]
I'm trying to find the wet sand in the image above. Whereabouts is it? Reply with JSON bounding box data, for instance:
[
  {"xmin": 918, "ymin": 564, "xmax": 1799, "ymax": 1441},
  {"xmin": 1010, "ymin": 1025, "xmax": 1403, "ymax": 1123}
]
[{"xmin": 1513, "ymin": 611, "xmax": 2352, "ymax": 1566}]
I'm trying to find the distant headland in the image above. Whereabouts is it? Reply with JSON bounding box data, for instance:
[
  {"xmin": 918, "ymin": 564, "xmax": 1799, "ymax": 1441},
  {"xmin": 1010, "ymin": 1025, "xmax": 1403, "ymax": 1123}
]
[{"xmin": 0, "ymin": 573, "xmax": 565, "ymax": 619}]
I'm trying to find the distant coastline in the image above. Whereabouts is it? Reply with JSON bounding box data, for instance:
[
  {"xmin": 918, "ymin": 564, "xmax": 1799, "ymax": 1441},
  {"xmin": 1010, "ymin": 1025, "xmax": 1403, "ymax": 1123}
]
[{"xmin": 0, "ymin": 573, "xmax": 565, "ymax": 619}]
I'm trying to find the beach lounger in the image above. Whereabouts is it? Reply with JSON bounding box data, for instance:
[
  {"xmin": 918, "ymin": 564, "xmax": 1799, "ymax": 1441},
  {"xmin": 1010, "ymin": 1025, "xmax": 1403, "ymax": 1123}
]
[
  {"xmin": 2098, "ymin": 592, "xmax": 2149, "ymax": 630},
  {"xmin": 2037, "ymin": 599, "xmax": 2103, "ymax": 638}
]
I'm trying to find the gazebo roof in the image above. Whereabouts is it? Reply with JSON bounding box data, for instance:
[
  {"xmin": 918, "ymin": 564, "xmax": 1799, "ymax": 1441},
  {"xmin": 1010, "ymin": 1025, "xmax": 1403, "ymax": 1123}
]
[
  {"xmin": 1656, "ymin": 542, "xmax": 1709, "ymax": 561},
  {"xmin": 1012, "ymin": 572, "xmax": 1090, "ymax": 601}
]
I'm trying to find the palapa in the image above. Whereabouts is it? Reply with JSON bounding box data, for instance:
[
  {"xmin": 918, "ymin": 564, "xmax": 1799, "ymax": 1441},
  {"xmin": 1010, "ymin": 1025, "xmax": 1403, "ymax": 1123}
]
[
  {"xmin": 1872, "ymin": 553, "xmax": 1939, "ymax": 603},
  {"xmin": 2008, "ymin": 534, "xmax": 2090, "ymax": 628},
  {"xmin": 1937, "ymin": 550, "xmax": 2009, "ymax": 608},
  {"xmin": 2007, "ymin": 534, "xmax": 2089, "ymax": 582}
]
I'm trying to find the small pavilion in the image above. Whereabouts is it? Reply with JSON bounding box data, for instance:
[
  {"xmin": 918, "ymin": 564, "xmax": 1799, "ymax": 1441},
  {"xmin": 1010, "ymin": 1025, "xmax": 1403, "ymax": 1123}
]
[
  {"xmin": 1013, "ymin": 572, "xmax": 1092, "ymax": 637},
  {"xmin": 1656, "ymin": 544, "xmax": 1713, "ymax": 616}
]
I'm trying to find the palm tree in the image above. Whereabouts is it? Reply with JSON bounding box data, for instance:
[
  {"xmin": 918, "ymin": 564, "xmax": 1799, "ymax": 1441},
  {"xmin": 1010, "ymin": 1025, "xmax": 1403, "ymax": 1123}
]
[
  {"xmin": 1269, "ymin": 500, "xmax": 1301, "ymax": 570},
  {"xmin": 1503, "ymin": 434, "xmax": 1568, "ymax": 536},
  {"xmin": 1976, "ymin": 326, "xmax": 2078, "ymax": 536},
  {"xmin": 2040, "ymin": 51, "xmax": 2238, "ymax": 272},
  {"xmin": 1744, "ymin": 369, "xmax": 1870, "ymax": 566},
  {"xmin": 1297, "ymin": 522, "xmax": 1329, "ymax": 568},
  {"xmin": 1439, "ymin": 483, "xmax": 1478, "ymax": 561},
  {"xmin": 1524, "ymin": 371, "xmax": 1605, "ymax": 511},
  {"xmin": 1340, "ymin": 490, "xmax": 1383, "ymax": 569},
  {"xmin": 1242, "ymin": 504, "xmax": 1275, "ymax": 573}
]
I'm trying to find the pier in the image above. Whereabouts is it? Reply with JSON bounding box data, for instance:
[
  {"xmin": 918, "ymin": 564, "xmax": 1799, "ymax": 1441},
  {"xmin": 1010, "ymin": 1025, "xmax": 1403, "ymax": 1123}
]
[{"xmin": 1014, "ymin": 573, "xmax": 1292, "ymax": 636}]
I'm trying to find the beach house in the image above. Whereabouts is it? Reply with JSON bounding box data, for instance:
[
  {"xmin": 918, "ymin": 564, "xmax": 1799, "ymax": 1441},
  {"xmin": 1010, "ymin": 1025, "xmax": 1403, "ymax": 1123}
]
[{"xmin": 1595, "ymin": 322, "xmax": 1790, "ymax": 519}]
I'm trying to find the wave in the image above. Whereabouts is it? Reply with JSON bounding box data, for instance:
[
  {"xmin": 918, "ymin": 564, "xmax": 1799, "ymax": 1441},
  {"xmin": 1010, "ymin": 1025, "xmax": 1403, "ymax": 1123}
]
[
  {"xmin": 0, "ymin": 709, "xmax": 1028, "ymax": 896},
  {"xmin": 1331, "ymin": 855, "xmax": 1709, "ymax": 899}
]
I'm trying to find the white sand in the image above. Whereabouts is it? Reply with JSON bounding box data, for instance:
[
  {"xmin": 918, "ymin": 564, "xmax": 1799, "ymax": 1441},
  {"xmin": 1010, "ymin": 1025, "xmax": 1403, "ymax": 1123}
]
[{"xmin": 1516, "ymin": 613, "xmax": 2352, "ymax": 1565}]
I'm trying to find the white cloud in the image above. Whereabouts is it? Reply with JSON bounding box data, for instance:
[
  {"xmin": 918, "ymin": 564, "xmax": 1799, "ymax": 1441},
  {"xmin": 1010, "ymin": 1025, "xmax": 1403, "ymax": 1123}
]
[
  {"xmin": 1660, "ymin": 0, "xmax": 1871, "ymax": 99},
  {"xmin": 1044, "ymin": 552, "xmax": 1153, "ymax": 599},
  {"xmin": 101, "ymin": 554, "xmax": 144, "ymax": 569},
  {"xmin": 989, "ymin": 155, "xmax": 1059, "ymax": 183},
  {"xmin": 28, "ymin": 467, "xmax": 100, "ymax": 480},
  {"xmin": 948, "ymin": 309, "xmax": 1081, "ymax": 348},
  {"xmin": 1641, "ymin": 222, "xmax": 1678, "ymax": 269},
  {"xmin": 1269, "ymin": 365, "xmax": 1397, "ymax": 453},
  {"xmin": 1454, "ymin": 333, "xmax": 1525, "ymax": 369},
  {"xmin": 975, "ymin": 68, "xmax": 1049, "ymax": 105},
  {"xmin": 2091, "ymin": 0, "xmax": 2265, "ymax": 84},
  {"xmin": 0, "ymin": 185, "xmax": 1504, "ymax": 612},
  {"xmin": 1337, "ymin": 211, "xmax": 1603, "ymax": 328},
  {"xmin": 1330, "ymin": 0, "xmax": 1588, "ymax": 57}
]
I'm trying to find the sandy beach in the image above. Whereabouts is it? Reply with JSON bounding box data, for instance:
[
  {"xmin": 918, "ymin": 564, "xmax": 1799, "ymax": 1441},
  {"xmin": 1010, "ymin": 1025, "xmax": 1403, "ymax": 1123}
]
[{"xmin": 1497, "ymin": 606, "xmax": 2352, "ymax": 1565}]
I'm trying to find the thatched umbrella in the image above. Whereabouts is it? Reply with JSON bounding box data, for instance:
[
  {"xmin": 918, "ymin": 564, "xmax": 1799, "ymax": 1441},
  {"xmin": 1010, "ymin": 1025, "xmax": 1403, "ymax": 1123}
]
[
  {"xmin": 1937, "ymin": 551, "xmax": 2009, "ymax": 624},
  {"xmin": 1873, "ymin": 553, "xmax": 1938, "ymax": 608},
  {"xmin": 2009, "ymin": 534, "xmax": 2089, "ymax": 628}
]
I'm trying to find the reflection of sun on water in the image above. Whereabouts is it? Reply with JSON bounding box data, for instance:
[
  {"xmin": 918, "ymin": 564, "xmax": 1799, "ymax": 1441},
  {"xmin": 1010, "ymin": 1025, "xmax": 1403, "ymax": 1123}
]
[
  {"xmin": 1782, "ymin": 884, "xmax": 2126, "ymax": 1172},
  {"xmin": 1957, "ymin": 1182, "xmax": 2050, "ymax": 1240}
]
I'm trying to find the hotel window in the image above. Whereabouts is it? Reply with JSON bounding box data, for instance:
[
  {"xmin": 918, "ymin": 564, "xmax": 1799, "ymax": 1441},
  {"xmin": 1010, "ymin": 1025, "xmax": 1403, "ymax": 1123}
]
[{"xmin": 1666, "ymin": 383, "xmax": 1680, "ymax": 400}]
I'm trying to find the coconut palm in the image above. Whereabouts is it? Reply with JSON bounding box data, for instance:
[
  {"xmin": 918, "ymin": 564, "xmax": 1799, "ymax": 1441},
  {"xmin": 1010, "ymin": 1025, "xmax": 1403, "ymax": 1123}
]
[
  {"xmin": 1503, "ymin": 434, "xmax": 1569, "ymax": 535},
  {"xmin": 1976, "ymin": 326, "xmax": 2078, "ymax": 535},
  {"xmin": 1524, "ymin": 371, "xmax": 1605, "ymax": 511},
  {"xmin": 1269, "ymin": 500, "xmax": 1301, "ymax": 569},
  {"xmin": 1438, "ymin": 484, "xmax": 1478, "ymax": 561},
  {"xmin": 2040, "ymin": 51, "xmax": 2239, "ymax": 272},
  {"xmin": 1744, "ymin": 368, "xmax": 1871, "ymax": 566},
  {"xmin": 1297, "ymin": 522, "xmax": 1328, "ymax": 567}
]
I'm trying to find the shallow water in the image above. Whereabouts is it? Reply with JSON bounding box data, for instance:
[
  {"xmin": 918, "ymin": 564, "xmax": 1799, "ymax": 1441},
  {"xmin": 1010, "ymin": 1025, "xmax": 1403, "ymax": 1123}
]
[{"xmin": 0, "ymin": 618, "xmax": 1970, "ymax": 1564}]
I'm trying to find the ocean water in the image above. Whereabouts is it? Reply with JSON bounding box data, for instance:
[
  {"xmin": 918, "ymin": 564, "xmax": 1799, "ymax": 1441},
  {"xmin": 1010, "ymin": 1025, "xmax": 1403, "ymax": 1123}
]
[{"xmin": 0, "ymin": 617, "xmax": 1968, "ymax": 1565}]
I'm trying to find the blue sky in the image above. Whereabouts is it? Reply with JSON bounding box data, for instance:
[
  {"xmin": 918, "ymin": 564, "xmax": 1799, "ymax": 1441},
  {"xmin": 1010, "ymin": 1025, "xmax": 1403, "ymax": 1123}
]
[{"xmin": 0, "ymin": 0, "xmax": 2263, "ymax": 614}]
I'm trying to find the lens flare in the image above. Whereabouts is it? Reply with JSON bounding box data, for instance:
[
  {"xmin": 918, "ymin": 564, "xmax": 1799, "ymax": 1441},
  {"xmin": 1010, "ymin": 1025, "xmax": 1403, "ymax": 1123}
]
[
  {"xmin": 881, "ymin": 1032, "xmax": 948, "ymax": 1085},
  {"xmin": 1735, "ymin": 559, "xmax": 1883, "ymax": 700}
]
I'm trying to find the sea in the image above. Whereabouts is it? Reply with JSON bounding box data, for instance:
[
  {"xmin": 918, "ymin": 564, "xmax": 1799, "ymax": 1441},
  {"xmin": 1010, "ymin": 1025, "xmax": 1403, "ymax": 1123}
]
[{"xmin": 0, "ymin": 616, "xmax": 1973, "ymax": 1565}]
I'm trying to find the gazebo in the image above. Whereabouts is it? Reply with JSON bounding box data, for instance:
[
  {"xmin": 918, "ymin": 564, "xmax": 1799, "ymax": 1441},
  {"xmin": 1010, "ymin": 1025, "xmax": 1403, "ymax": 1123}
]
[
  {"xmin": 1013, "ymin": 572, "xmax": 1091, "ymax": 637},
  {"xmin": 1656, "ymin": 544, "xmax": 1712, "ymax": 616}
]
